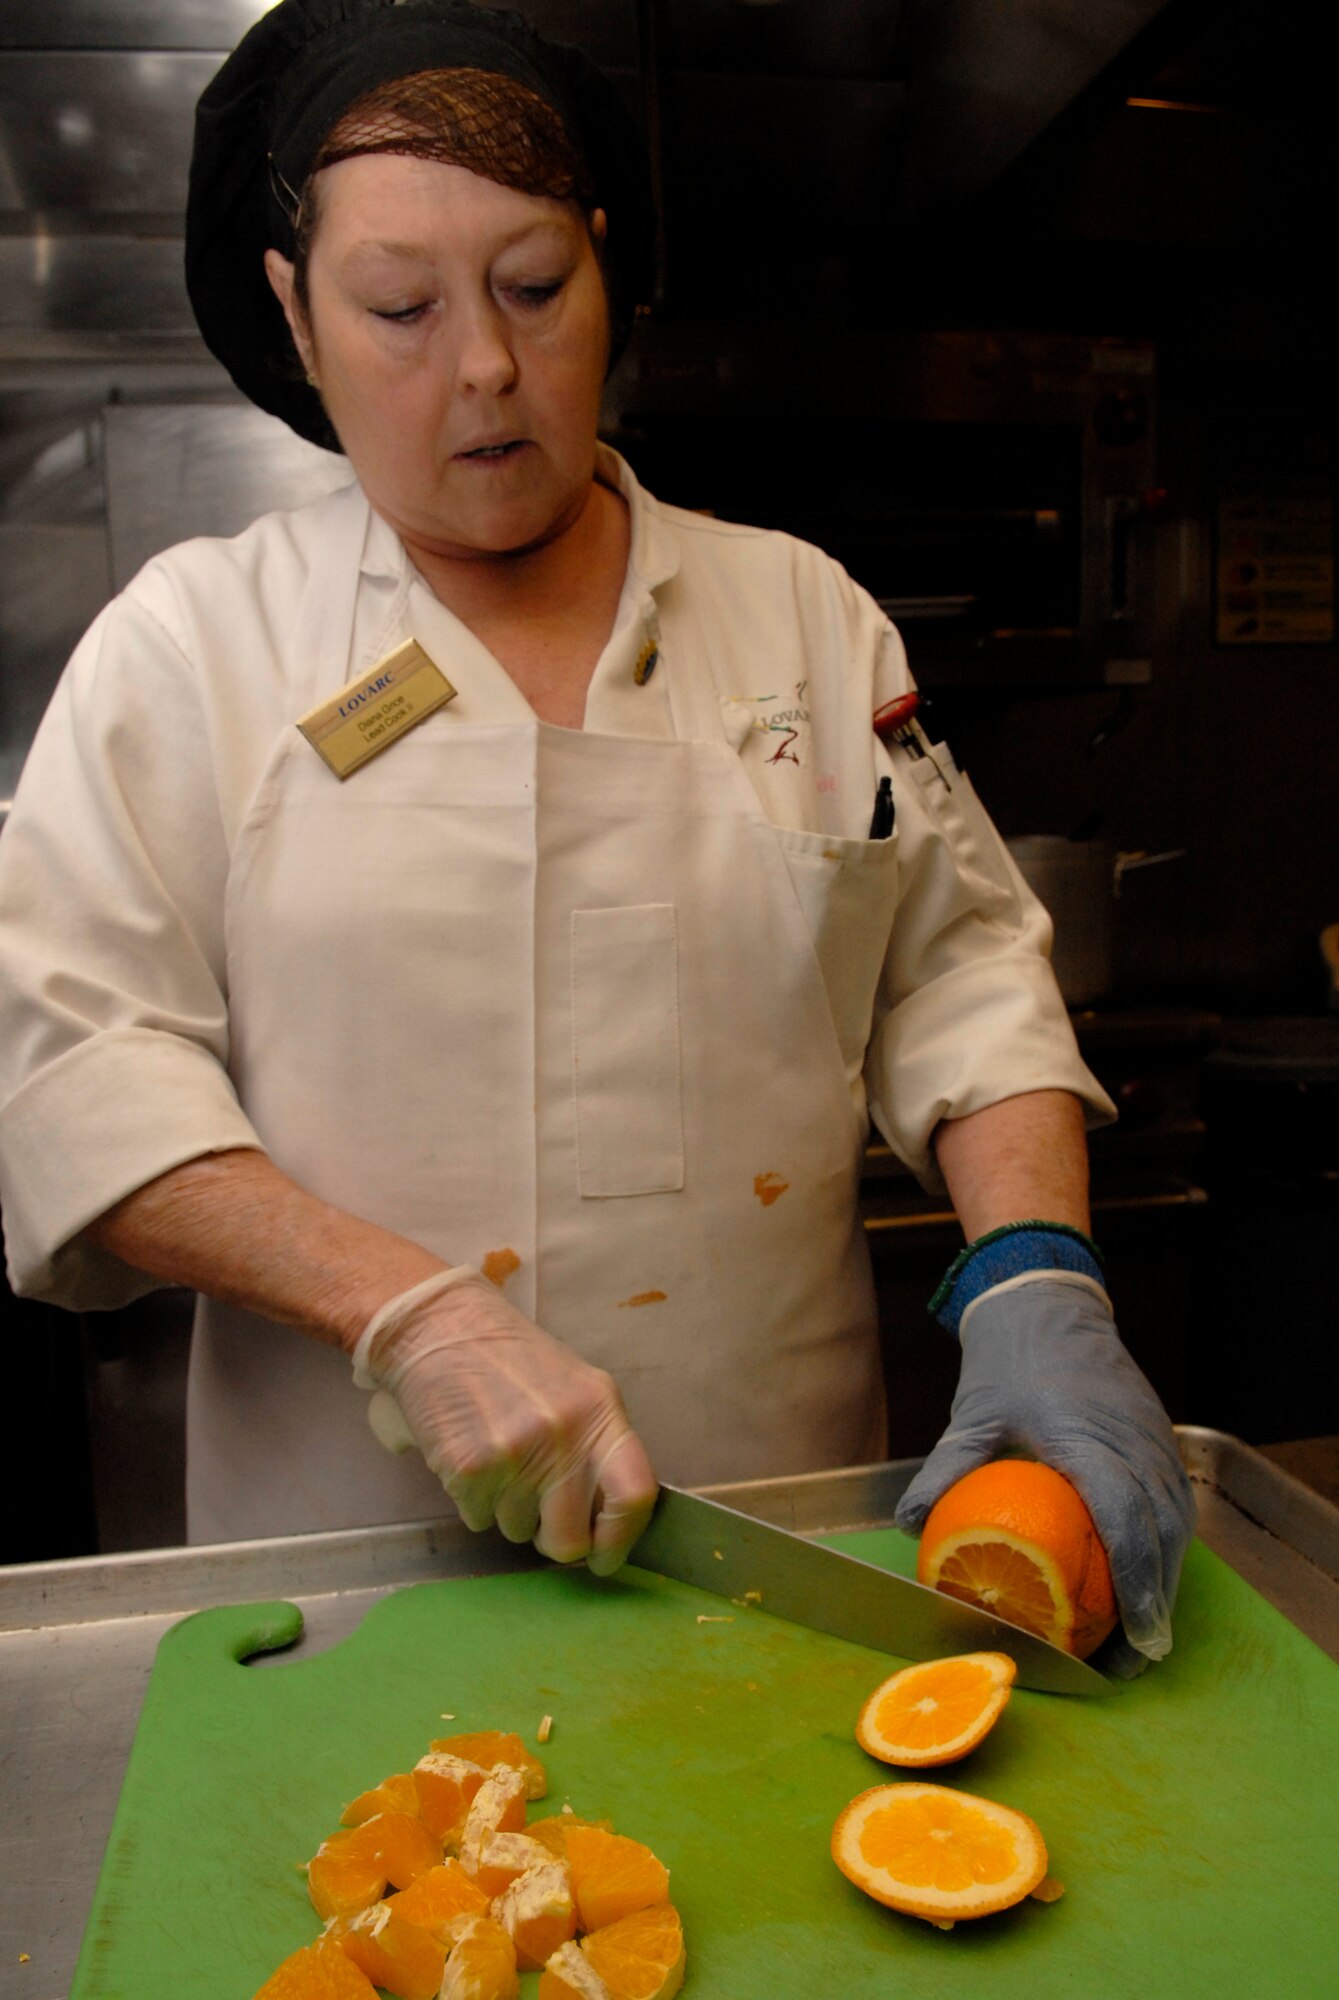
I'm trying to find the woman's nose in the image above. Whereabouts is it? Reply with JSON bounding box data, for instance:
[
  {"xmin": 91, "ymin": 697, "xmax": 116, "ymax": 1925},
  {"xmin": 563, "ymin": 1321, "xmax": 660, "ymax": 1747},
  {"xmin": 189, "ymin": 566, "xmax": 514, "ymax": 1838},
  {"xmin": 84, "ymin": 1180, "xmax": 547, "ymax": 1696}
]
[{"xmin": 453, "ymin": 302, "xmax": 518, "ymax": 396}]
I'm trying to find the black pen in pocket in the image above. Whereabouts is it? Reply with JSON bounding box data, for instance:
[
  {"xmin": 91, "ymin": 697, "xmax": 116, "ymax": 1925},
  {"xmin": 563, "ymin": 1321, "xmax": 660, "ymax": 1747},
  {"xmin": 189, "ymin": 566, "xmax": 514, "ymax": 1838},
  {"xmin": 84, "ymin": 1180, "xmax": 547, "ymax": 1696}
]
[{"xmin": 868, "ymin": 775, "xmax": 895, "ymax": 839}]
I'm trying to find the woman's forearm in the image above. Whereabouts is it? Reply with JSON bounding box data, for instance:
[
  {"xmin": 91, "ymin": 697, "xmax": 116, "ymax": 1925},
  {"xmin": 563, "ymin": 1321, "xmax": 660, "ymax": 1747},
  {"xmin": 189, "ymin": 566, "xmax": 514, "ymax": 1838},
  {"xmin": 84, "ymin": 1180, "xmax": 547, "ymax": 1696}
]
[
  {"xmin": 933, "ymin": 1089, "xmax": 1091, "ymax": 1243},
  {"xmin": 84, "ymin": 1148, "xmax": 448, "ymax": 1352}
]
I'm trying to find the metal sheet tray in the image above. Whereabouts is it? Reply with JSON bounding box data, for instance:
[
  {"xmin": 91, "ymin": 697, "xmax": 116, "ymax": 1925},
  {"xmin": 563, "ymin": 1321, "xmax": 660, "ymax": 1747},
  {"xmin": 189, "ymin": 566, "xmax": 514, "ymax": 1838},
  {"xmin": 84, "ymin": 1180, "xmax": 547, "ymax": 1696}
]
[{"xmin": 4, "ymin": 1429, "xmax": 1337, "ymax": 2000}]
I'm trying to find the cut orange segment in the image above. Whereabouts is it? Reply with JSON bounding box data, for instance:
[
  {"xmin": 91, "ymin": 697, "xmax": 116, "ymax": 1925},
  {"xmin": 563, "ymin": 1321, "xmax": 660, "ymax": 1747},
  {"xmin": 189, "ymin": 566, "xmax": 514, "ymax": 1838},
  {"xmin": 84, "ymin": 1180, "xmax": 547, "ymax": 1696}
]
[
  {"xmin": 413, "ymin": 1753, "xmax": 490, "ymax": 1842},
  {"xmin": 493, "ymin": 1859, "xmax": 578, "ymax": 1971},
  {"xmin": 384, "ymin": 1859, "xmax": 491, "ymax": 1938},
  {"xmin": 331, "ymin": 1903, "xmax": 447, "ymax": 2000},
  {"xmin": 307, "ymin": 1827, "xmax": 389, "ymax": 1921},
  {"xmin": 855, "ymin": 1652, "xmax": 1017, "ymax": 1767},
  {"xmin": 918, "ymin": 1459, "xmax": 1117, "ymax": 1659},
  {"xmin": 564, "ymin": 1825, "xmax": 670, "ymax": 1933},
  {"xmin": 472, "ymin": 1830, "xmax": 553, "ymax": 1900},
  {"xmin": 458, "ymin": 1766, "xmax": 529, "ymax": 1874},
  {"xmin": 341, "ymin": 1772, "xmax": 420, "ymax": 1827},
  {"xmin": 539, "ymin": 1941, "xmax": 612, "ymax": 2000},
  {"xmin": 307, "ymin": 1813, "xmax": 441, "ymax": 1920},
  {"xmin": 527, "ymin": 1814, "xmax": 613, "ymax": 1861},
  {"xmin": 579, "ymin": 1904, "xmax": 685, "ymax": 2000},
  {"xmin": 364, "ymin": 1810, "xmax": 444, "ymax": 1888},
  {"xmin": 253, "ymin": 1937, "xmax": 381, "ymax": 1999},
  {"xmin": 440, "ymin": 1913, "xmax": 520, "ymax": 2000},
  {"xmin": 430, "ymin": 1730, "xmax": 548, "ymax": 1800},
  {"xmin": 832, "ymin": 1782, "xmax": 1049, "ymax": 1924}
]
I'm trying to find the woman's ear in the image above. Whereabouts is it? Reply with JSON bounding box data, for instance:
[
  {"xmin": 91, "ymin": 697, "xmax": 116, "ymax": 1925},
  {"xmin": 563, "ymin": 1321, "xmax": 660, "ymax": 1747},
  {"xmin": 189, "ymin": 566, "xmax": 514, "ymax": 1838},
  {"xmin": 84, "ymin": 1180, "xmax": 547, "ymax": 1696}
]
[
  {"xmin": 589, "ymin": 207, "xmax": 608, "ymax": 246},
  {"xmin": 264, "ymin": 248, "xmax": 316, "ymax": 382}
]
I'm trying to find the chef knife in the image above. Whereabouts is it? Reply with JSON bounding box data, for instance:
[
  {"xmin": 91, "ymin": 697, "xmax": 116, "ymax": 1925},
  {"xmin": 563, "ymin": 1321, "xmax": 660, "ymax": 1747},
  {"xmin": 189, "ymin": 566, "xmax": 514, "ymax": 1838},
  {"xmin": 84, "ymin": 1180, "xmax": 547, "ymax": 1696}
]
[{"xmin": 630, "ymin": 1483, "xmax": 1116, "ymax": 1696}]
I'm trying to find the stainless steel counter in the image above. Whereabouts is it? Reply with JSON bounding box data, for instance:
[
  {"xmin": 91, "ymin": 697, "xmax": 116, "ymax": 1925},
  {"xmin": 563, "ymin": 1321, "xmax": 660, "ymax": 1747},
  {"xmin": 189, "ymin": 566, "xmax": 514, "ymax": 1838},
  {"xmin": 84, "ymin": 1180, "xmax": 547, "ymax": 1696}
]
[{"xmin": 4, "ymin": 1433, "xmax": 1337, "ymax": 2000}]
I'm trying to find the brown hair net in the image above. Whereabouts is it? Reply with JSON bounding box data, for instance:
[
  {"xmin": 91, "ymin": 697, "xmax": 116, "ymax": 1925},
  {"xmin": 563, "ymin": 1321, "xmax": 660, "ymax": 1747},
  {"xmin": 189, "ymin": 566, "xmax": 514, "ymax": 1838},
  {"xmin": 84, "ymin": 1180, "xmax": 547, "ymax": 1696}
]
[{"xmin": 292, "ymin": 66, "xmax": 597, "ymax": 306}]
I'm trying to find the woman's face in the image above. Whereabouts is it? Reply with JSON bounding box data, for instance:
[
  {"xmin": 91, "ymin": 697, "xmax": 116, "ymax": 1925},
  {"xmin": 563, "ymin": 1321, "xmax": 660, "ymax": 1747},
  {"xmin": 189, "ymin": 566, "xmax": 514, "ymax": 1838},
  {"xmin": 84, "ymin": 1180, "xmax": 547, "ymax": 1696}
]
[{"xmin": 265, "ymin": 154, "xmax": 611, "ymax": 561}]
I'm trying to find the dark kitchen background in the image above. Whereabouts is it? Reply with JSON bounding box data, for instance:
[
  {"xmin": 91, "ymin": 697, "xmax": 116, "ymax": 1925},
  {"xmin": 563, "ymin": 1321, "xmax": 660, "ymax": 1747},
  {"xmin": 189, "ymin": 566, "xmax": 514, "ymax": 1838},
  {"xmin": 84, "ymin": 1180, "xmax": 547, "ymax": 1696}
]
[{"xmin": 3, "ymin": 0, "xmax": 1336, "ymax": 1562}]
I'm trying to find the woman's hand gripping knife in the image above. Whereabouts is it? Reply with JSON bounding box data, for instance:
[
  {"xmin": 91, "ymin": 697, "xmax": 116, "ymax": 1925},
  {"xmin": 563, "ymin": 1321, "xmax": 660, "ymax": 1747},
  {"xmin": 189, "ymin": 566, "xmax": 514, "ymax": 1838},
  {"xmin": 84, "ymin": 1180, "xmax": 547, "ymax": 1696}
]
[
  {"xmin": 897, "ymin": 1092, "xmax": 1197, "ymax": 1675},
  {"xmin": 353, "ymin": 1268, "xmax": 659, "ymax": 1575}
]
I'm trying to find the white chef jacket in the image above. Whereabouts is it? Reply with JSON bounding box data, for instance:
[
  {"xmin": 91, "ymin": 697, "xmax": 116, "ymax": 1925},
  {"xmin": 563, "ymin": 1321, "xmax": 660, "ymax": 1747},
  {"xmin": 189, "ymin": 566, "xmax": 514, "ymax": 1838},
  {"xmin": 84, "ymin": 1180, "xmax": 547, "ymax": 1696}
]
[{"xmin": 0, "ymin": 446, "xmax": 1112, "ymax": 1523}]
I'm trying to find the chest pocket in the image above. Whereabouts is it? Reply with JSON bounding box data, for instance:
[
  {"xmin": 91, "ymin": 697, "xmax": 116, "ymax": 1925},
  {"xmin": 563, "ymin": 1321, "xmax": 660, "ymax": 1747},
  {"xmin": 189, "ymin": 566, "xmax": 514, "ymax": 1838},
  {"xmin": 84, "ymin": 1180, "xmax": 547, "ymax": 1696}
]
[
  {"xmin": 769, "ymin": 825, "xmax": 901, "ymax": 1085},
  {"xmin": 571, "ymin": 903, "xmax": 685, "ymax": 1197}
]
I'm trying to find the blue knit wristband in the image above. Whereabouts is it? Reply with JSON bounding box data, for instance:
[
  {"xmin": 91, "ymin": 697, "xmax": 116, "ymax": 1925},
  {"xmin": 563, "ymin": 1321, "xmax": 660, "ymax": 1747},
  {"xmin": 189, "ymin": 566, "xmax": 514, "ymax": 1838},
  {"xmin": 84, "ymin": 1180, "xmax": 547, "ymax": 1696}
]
[{"xmin": 930, "ymin": 1221, "xmax": 1106, "ymax": 1338}]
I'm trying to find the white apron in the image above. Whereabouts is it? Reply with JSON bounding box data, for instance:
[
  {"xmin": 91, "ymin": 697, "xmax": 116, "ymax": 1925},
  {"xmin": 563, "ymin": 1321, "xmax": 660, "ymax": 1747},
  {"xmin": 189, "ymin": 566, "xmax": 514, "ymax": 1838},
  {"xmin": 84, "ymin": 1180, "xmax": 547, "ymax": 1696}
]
[{"xmin": 186, "ymin": 504, "xmax": 900, "ymax": 1540}]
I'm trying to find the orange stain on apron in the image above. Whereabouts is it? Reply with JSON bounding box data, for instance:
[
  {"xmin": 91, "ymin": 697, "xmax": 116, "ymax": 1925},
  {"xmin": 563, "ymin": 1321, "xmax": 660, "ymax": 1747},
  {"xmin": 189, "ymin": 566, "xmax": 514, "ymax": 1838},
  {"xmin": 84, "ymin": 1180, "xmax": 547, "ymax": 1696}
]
[
  {"xmin": 482, "ymin": 1247, "xmax": 522, "ymax": 1288},
  {"xmin": 753, "ymin": 1172, "xmax": 790, "ymax": 1207},
  {"xmin": 617, "ymin": 1290, "xmax": 668, "ymax": 1308}
]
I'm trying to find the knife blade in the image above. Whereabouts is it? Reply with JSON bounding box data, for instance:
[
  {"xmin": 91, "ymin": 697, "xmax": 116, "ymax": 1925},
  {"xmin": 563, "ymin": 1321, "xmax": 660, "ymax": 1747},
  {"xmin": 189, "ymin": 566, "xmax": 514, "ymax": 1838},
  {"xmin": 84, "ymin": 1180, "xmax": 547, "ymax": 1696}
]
[{"xmin": 630, "ymin": 1484, "xmax": 1116, "ymax": 1697}]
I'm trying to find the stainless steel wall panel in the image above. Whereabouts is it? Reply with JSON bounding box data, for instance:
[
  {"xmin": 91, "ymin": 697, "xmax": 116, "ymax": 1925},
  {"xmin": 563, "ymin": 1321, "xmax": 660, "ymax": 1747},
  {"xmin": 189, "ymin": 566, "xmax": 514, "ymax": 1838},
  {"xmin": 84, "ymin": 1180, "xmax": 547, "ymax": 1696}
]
[
  {"xmin": 104, "ymin": 402, "xmax": 351, "ymax": 589},
  {"xmin": 0, "ymin": 1, "xmax": 267, "ymax": 51},
  {"xmin": 0, "ymin": 51, "xmax": 221, "ymax": 216},
  {"xmin": 0, "ymin": 237, "xmax": 199, "ymax": 344}
]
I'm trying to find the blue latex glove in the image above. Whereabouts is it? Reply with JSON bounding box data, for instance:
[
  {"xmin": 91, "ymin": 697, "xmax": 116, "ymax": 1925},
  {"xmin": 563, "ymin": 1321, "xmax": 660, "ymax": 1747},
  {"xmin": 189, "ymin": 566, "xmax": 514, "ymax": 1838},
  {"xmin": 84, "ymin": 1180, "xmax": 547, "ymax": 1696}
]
[{"xmin": 896, "ymin": 1276, "xmax": 1196, "ymax": 1674}]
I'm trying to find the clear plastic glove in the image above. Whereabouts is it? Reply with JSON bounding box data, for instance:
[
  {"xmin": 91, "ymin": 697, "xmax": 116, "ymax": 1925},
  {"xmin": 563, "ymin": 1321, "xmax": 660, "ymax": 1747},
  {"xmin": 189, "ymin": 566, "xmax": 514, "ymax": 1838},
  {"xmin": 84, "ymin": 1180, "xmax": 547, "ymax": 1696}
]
[
  {"xmin": 895, "ymin": 1277, "xmax": 1196, "ymax": 1671},
  {"xmin": 352, "ymin": 1268, "xmax": 658, "ymax": 1575}
]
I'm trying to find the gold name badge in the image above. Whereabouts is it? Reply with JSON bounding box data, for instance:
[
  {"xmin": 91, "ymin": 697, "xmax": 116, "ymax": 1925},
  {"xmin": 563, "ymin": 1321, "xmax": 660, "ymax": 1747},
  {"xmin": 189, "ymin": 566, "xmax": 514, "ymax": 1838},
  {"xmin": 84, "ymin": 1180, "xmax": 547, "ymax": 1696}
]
[{"xmin": 297, "ymin": 639, "xmax": 457, "ymax": 780}]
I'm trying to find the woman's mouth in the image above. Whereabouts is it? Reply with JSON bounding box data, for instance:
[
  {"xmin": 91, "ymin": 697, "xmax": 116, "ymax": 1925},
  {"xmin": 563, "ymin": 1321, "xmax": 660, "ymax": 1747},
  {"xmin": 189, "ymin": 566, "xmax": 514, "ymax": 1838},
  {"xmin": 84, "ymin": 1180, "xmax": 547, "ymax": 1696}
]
[{"xmin": 457, "ymin": 439, "xmax": 529, "ymax": 462}]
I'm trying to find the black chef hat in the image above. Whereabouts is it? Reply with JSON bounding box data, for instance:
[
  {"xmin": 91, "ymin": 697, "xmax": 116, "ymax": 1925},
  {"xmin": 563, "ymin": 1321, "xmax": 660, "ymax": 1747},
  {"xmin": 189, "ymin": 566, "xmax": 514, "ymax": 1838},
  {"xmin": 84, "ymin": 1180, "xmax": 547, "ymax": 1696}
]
[{"xmin": 186, "ymin": 0, "xmax": 654, "ymax": 450}]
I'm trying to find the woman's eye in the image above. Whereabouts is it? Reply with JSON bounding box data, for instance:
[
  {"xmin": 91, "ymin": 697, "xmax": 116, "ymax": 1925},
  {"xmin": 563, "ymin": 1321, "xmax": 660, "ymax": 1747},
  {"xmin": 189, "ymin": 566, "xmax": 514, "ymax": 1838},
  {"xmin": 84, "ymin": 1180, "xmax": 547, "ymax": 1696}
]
[
  {"xmin": 508, "ymin": 280, "xmax": 563, "ymax": 310},
  {"xmin": 371, "ymin": 303, "xmax": 429, "ymax": 325}
]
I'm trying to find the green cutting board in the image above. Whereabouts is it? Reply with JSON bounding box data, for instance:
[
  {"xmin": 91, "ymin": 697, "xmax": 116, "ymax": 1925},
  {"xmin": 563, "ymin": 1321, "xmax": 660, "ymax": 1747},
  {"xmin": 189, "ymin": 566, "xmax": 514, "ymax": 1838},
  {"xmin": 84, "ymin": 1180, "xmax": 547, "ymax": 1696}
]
[{"xmin": 70, "ymin": 1529, "xmax": 1338, "ymax": 2000}]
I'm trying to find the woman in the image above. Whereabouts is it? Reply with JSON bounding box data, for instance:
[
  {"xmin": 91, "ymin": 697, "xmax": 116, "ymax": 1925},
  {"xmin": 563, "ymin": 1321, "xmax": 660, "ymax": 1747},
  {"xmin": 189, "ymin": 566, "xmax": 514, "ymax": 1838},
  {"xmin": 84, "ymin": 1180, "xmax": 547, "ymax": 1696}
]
[{"xmin": 0, "ymin": 0, "xmax": 1191, "ymax": 1664}]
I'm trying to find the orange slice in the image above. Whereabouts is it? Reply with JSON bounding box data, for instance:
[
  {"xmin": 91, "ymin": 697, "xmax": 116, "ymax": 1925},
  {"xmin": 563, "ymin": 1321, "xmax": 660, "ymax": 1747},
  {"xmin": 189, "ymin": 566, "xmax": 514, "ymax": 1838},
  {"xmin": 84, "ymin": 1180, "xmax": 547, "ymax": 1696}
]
[
  {"xmin": 917, "ymin": 1459, "xmax": 1117, "ymax": 1659},
  {"xmin": 493, "ymin": 1859, "xmax": 579, "ymax": 1971},
  {"xmin": 527, "ymin": 1814, "xmax": 613, "ymax": 1860},
  {"xmin": 307, "ymin": 1813, "xmax": 442, "ymax": 1920},
  {"xmin": 579, "ymin": 1904, "xmax": 685, "ymax": 2000},
  {"xmin": 440, "ymin": 1913, "xmax": 520, "ymax": 2000},
  {"xmin": 341, "ymin": 1772, "xmax": 420, "ymax": 1827},
  {"xmin": 330, "ymin": 1903, "xmax": 447, "ymax": 2000},
  {"xmin": 832, "ymin": 1782, "xmax": 1049, "ymax": 1925},
  {"xmin": 307, "ymin": 1827, "xmax": 389, "ymax": 1921},
  {"xmin": 384, "ymin": 1860, "xmax": 491, "ymax": 1939},
  {"xmin": 413, "ymin": 1753, "xmax": 490, "ymax": 1842},
  {"xmin": 564, "ymin": 1825, "xmax": 670, "ymax": 1932},
  {"xmin": 855, "ymin": 1652, "xmax": 1017, "ymax": 1767},
  {"xmin": 539, "ymin": 1941, "xmax": 613, "ymax": 2000},
  {"xmin": 430, "ymin": 1731, "xmax": 548, "ymax": 1800},
  {"xmin": 458, "ymin": 1767, "xmax": 529, "ymax": 1875},
  {"xmin": 472, "ymin": 1830, "xmax": 553, "ymax": 1900},
  {"xmin": 253, "ymin": 1937, "xmax": 381, "ymax": 1999}
]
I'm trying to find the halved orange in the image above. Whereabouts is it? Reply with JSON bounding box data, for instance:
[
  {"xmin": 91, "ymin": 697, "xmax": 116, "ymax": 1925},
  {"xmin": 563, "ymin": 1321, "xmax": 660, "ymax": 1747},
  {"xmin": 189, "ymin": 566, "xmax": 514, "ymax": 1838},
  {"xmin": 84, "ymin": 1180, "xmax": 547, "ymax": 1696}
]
[
  {"xmin": 564, "ymin": 1825, "xmax": 670, "ymax": 1933},
  {"xmin": 855, "ymin": 1652, "xmax": 1016, "ymax": 1767},
  {"xmin": 429, "ymin": 1730, "xmax": 548, "ymax": 1800},
  {"xmin": 917, "ymin": 1459, "xmax": 1117, "ymax": 1659},
  {"xmin": 330, "ymin": 1902, "xmax": 447, "ymax": 2000},
  {"xmin": 493, "ymin": 1859, "xmax": 578, "ymax": 1970},
  {"xmin": 341, "ymin": 1772, "xmax": 420, "ymax": 1827},
  {"xmin": 832, "ymin": 1782, "xmax": 1048, "ymax": 1925},
  {"xmin": 383, "ymin": 1860, "xmax": 491, "ymax": 1939},
  {"xmin": 440, "ymin": 1913, "xmax": 520, "ymax": 2000},
  {"xmin": 579, "ymin": 1904, "xmax": 685, "ymax": 2000},
  {"xmin": 252, "ymin": 1937, "xmax": 381, "ymax": 1999}
]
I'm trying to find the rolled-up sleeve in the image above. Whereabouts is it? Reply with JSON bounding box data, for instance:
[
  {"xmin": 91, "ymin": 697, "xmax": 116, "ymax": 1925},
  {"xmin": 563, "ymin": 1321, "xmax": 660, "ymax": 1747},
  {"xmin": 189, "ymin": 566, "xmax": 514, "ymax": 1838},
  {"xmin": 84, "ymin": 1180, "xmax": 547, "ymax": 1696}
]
[
  {"xmin": 0, "ymin": 593, "xmax": 262, "ymax": 1306},
  {"xmin": 863, "ymin": 625, "xmax": 1115, "ymax": 1188}
]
